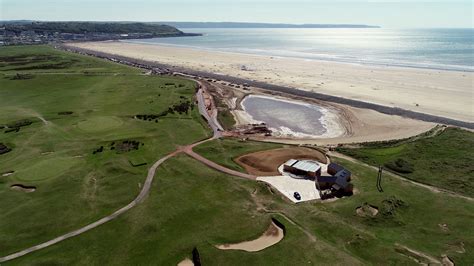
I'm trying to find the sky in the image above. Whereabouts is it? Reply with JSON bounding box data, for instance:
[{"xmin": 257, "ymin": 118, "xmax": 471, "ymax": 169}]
[{"xmin": 1, "ymin": 0, "xmax": 472, "ymax": 28}]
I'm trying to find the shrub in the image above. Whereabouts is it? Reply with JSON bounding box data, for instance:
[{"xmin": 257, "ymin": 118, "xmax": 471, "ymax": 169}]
[{"xmin": 385, "ymin": 158, "xmax": 414, "ymax": 173}]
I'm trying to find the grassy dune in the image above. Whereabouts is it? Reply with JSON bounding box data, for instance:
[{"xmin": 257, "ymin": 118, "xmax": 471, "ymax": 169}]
[{"xmin": 336, "ymin": 127, "xmax": 474, "ymax": 197}]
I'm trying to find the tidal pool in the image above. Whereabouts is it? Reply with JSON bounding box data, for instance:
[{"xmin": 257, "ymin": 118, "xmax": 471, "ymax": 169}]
[{"xmin": 241, "ymin": 95, "xmax": 344, "ymax": 138}]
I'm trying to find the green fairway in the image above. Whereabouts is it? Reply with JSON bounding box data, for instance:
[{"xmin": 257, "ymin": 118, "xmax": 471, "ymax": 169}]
[
  {"xmin": 336, "ymin": 127, "xmax": 474, "ymax": 197},
  {"xmin": 15, "ymin": 156, "xmax": 83, "ymax": 182},
  {"xmin": 0, "ymin": 45, "xmax": 210, "ymax": 256},
  {"xmin": 77, "ymin": 116, "xmax": 124, "ymax": 132}
]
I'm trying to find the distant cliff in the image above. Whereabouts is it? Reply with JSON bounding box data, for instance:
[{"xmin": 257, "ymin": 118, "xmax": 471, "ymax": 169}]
[{"xmin": 158, "ymin": 22, "xmax": 380, "ymax": 28}]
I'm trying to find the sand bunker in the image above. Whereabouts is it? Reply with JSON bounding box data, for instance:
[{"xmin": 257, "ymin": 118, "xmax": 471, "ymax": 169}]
[
  {"xmin": 356, "ymin": 203, "xmax": 379, "ymax": 217},
  {"xmin": 216, "ymin": 220, "xmax": 284, "ymax": 252},
  {"xmin": 177, "ymin": 258, "xmax": 194, "ymax": 266},
  {"xmin": 235, "ymin": 147, "xmax": 327, "ymax": 176},
  {"xmin": 10, "ymin": 184, "xmax": 36, "ymax": 193},
  {"xmin": 2, "ymin": 171, "xmax": 14, "ymax": 177}
]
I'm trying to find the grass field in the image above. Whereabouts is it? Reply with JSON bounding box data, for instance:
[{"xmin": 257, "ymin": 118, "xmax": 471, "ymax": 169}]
[
  {"xmin": 2, "ymin": 46, "xmax": 473, "ymax": 265},
  {"xmin": 336, "ymin": 127, "xmax": 474, "ymax": 197},
  {"xmin": 0, "ymin": 45, "xmax": 210, "ymax": 257},
  {"xmin": 8, "ymin": 142, "xmax": 474, "ymax": 265}
]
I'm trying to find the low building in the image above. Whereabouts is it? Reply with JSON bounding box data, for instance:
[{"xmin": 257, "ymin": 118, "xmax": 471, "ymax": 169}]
[
  {"xmin": 327, "ymin": 162, "xmax": 345, "ymax": 176},
  {"xmin": 316, "ymin": 176, "xmax": 337, "ymax": 189},
  {"xmin": 317, "ymin": 164, "xmax": 353, "ymax": 195},
  {"xmin": 283, "ymin": 159, "xmax": 321, "ymax": 179}
]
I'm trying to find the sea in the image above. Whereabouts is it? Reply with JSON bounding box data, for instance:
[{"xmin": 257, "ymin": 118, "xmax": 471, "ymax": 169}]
[{"xmin": 125, "ymin": 28, "xmax": 474, "ymax": 72}]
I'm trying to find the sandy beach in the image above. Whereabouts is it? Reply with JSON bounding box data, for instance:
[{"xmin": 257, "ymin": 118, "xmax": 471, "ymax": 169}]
[{"xmin": 70, "ymin": 41, "xmax": 473, "ymax": 123}]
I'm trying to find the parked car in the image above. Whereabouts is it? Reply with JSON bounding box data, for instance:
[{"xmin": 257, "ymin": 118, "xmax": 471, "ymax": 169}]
[{"xmin": 293, "ymin": 192, "xmax": 301, "ymax": 200}]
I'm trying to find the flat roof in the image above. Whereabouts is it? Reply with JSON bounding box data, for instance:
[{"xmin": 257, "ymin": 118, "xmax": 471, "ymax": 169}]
[
  {"xmin": 284, "ymin": 159, "xmax": 298, "ymax": 167},
  {"xmin": 285, "ymin": 159, "xmax": 320, "ymax": 173}
]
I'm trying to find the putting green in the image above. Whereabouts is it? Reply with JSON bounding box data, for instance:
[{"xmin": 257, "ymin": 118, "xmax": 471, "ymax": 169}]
[
  {"xmin": 77, "ymin": 116, "xmax": 123, "ymax": 132},
  {"xmin": 16, "ymin": 157, "xmax": 82, "ymax": 182}
]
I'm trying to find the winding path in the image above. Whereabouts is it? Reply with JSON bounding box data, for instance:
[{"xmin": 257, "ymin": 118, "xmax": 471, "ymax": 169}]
[{"xmin": 0, "ymin": 151, "xmax": 178, "ymax": 263}]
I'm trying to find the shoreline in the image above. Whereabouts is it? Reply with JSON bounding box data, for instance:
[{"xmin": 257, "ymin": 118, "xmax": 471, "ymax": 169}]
[
  {"xmin": 122, "ymin": 39, "xmax": 474, "ymax": 73},
  {"xmin": 63, "ymin": 42, "xmax": 474, "ymax": 129}
]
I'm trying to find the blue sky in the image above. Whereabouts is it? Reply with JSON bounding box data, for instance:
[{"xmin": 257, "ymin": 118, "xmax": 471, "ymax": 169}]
[{"xmin": 1, "ymin": 0, "xmax": 472, "ymax": 28}]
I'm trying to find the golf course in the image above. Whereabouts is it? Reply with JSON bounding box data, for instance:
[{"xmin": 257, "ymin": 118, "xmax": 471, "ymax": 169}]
[{"xmin": 1, "ymin": 46, "xmax": 473, "ymax": 265}]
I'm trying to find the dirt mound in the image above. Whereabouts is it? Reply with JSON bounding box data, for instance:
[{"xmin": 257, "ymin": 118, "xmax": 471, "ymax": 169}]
[
  {"xmin": 356, "ymin": 203, "xmax": 379, "ymax": 217},
  {"xmin": 235, "ymin": 146, "xmax": 327, "ymax": 176},
  {"xmin": 10, "ymin": 184, "xmax": 36, "ymax": 193}
]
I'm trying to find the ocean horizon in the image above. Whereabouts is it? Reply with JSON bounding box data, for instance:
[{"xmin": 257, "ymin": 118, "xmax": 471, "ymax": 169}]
[{"xmin": 124, "ymin": 28, "xmax": 474, "ymax": 72}]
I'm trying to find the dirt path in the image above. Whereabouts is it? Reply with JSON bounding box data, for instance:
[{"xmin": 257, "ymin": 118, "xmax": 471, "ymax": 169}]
[
  {"xmin": 184, "ymin": 148, "xmax": 257, "ymax": 180},
  {"xmin": 329, "ymin": 151, "xmax": 474, "ymax": 202}
]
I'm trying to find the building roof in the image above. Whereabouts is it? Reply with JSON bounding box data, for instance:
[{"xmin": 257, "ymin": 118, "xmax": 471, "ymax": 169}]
[
  {"xmin": 284, "ymin": 159, "xmax": 298, "ymax": 167},
  {"xmin": 334, "ymin": 175, "xmax": 349, "ymax": 189},
  {"xmin": 285, "ymin": 159, "xmax": 320, "ymax": 173},
  {"xmin": 328, "ymin": 163, "xmax": 344, "ymax": 173},
  {"xmin": 334, "ymin": 169, "xmax": 351, "ymax": 180}
]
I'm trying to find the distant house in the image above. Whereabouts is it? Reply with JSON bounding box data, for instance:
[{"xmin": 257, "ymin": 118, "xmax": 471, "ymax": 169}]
[{"xmin": 283, "ymin": 159, "xmax": 321, "ymax": 179}]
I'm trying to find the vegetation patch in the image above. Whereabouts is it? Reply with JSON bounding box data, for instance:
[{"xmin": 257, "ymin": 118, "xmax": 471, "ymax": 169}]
[
  {"xmin": 380, "ymin": 196, "xmax": 407, "ymax": 217},
  {"xmin": 8, "ymin": 73, "xmax": 35, "ymax": 80},
  {"xmin": 0, "ymin": 143, "xmax": 12, "ymax": 155},
  {"xmin": 113, "ymin": 140, "xmax": 143, "ymax": 153},
  {"xmin": 3, "ymin": 119, "xmax": 33, "ymax": 133},
  {"xmin": 384, "ymin": 158, "xmax": 414, "ymax": 173},
  {"xmin": 135, "ymin": 100, "xmax": 194, "ymax": 122},
  {"xmin": 58, "ymin": 111, "xmax": 74, "ymax": 115}
]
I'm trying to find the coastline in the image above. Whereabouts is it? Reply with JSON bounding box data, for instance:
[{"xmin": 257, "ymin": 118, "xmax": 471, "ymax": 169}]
[
  {"xmin": 65, "ymin": 41, "xmax": 474, "ymax": 128},
  {"xmin": 122, "ymin": 39, "xmax": 473, "ymax": 73}
]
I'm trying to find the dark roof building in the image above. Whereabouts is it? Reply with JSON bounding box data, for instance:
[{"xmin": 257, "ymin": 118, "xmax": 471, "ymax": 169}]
[{"xmin": 327, "ymin": 163, "xmax": 345, "ymax": 176}]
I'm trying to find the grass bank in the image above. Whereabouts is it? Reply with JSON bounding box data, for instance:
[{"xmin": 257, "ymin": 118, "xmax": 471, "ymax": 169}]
[{"xmin": 336, "ymin": 127, "xmax": 474, "ymax": 197}]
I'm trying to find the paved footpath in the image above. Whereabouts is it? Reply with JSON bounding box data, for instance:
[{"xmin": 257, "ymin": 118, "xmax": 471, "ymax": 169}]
[{"xmin": 0, "ymin": 151, "xmax": 178, "ymax": 263}]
